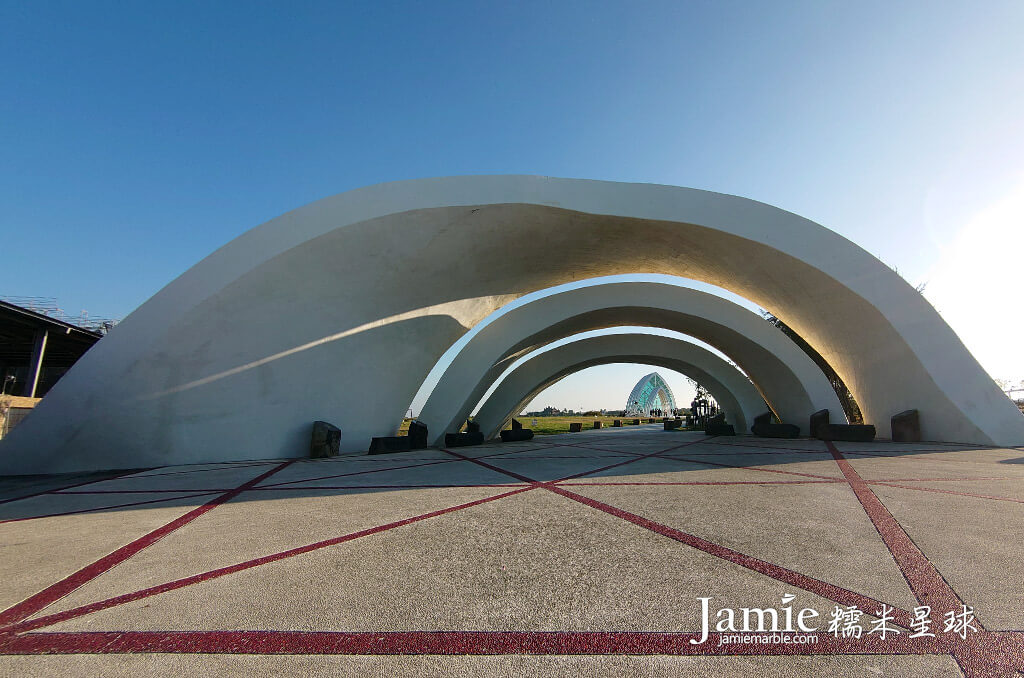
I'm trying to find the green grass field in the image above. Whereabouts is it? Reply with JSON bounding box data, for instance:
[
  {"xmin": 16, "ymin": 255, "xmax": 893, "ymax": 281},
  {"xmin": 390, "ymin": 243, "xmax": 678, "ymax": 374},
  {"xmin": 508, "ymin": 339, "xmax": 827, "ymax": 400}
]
[{"xmin": 398, "ymin": 415, "xmax": 668, "ymax": 438}]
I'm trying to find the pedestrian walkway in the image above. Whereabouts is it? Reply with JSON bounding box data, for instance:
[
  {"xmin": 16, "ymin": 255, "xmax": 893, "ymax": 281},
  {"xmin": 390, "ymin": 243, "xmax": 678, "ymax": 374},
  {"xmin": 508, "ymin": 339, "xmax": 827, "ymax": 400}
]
[{"xmin": 2, "ymin": 427, "xmax": 1022, "ymax": 676}]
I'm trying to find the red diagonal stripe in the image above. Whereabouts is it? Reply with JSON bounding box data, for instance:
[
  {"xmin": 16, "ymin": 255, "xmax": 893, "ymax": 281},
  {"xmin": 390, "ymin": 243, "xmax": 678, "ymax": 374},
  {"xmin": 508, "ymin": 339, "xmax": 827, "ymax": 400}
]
[
  {"xmin": 867, "ymin": 481, "xmax": 1024, "ymax": 505},
  {"xmin": 546, "ymin": 484, "xmax": 915, "ymax": 629},
  {"xmin": 0, "ymin": 492, "xmax": 220, "ymax": 524},
  {"xmin": 0, "ymin": 461, "xmax": 294, "ymax": 627},
  {"xmin": 825, "ymin": 442, "xmax": 969, "ymax": 625},
  {"xmin": 9, "ymin": 486, "xmax": 534, "ymax": 634},
  {"xmin": 0, "ymin": 629, "xmax": 975, "ymax": 656}
]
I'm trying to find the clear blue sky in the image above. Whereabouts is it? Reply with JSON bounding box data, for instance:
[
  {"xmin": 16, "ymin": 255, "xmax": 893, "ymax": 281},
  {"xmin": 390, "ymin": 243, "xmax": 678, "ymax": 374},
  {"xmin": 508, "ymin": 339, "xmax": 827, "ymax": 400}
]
[{"xmin": 3, "ymin": 1, "xmax": 1022, "ymax": 411}]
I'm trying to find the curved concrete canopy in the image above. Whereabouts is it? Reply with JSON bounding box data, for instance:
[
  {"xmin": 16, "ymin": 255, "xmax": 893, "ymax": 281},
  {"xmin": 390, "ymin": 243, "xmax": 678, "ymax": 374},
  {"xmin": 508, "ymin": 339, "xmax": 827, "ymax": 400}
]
[
  {"xmin": 3, "ymin": 175, "xmax": 1021, "ymax": 474},
  {"xmin": 473, "ymin": 334, "xmax": 766, "ymax": 439},
  {"xmin": 419, "ymin": 282, "xmax": 844, "ymax": 446}
]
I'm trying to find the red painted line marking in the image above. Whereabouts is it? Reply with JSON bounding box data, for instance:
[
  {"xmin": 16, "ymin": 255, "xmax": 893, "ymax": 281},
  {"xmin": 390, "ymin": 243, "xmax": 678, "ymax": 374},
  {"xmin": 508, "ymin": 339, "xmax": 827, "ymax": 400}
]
[
  {"xmin": 446, "ymin": 440, "xmax": 917, "ymax": 628},
  {"xmin": 545, "ymin": 483, "xmax": 915, "ymax": 629},
  {"xmin": 52, "ymin": 489, "xmax": 232, "ymax": 495},
  {"xmin": 116, "ymin": 461, "xmax": 284, "ymax": 480},
  {"xmin": 244, "ymin": 484, "xmax": 530, "ymax": 491},
  {"xmin": 0, "ymin": 461, "xmax": 294, "ymax": 627},
  {"xmin": 558, "ymin": 479, "xmax": 845, "ymax": 487},
  {"xmin": 0, "ymin": 629, "xmax": 966, "ymax": 656},
  {"xmin": 0, "ymin": 492, "xmax": 219, "ymax": 525},
  {"xmin": 484, "ymin": 454, "xmax": 636, "ymax": 460},
  {"xmin": 259, "ymin": 458, "xmax": 464, "ymax": 488},
  {"xmin": 259, "ymin": 445, "xmax": 552, "ymax": 489},
  {"xmin": 0, "ymin": 469, "xmax": 152, "ymax": 506},
  {"xmin": 9, "ymin": 486, "xmax": 534, "ymax": 634},
  {"xmin": 445, "ymin": 436, "xmax": 715, "ymax": 487},
  {"xmin": 825, "ymin": 442, "xmax": 968, "ymax": 626},
  {"xmin": 870, "ymin": 477, "xmax": 1018, "ymax": 483},
  {"xmin": 662, "ymin": 455, "xmax": 844, "ymax": 481},
  {"xmin": 866, "ymin": 481, "xmax": 1024, "ymax": 506}
]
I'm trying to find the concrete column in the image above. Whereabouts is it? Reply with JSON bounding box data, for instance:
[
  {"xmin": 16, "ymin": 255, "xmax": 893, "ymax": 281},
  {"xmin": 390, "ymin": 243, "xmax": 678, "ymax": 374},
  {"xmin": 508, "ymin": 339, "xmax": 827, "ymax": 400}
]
[{"xmin": 25, "ymin": 329, "xmax": 48, "ymax": 398}]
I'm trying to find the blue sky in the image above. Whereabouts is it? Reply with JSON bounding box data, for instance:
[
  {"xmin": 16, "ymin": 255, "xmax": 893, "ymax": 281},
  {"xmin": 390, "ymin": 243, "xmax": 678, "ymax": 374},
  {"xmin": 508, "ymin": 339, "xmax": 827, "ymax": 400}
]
[{"xmin": 2, "ymin": 1, "xmax": 1022, "ymax": 411}]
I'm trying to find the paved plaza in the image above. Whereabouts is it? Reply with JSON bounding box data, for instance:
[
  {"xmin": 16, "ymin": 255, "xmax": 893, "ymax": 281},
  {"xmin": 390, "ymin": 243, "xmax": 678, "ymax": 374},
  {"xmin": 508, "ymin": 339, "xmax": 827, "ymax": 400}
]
[{"xmin": 1, "ymin": 427, "xmax": 1023, "ymax": 676}]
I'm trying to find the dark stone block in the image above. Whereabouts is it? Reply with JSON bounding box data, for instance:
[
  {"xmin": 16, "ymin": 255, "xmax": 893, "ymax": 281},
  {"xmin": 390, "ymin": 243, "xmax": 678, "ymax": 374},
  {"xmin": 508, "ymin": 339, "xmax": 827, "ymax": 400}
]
[
  {"xmin": 569, "ymin": 422, "xmax": 582, "ymax": 432},
  {"xmin": 368, "ymin": 436, "xmax": 411, "ymax": 454},
  {"xmin": 891, "ymin": 409, "xmax": 921, "ymax": 443},
  {"xmin": 593, "ymin": 421, "xmax": 602, "ymax": 429},
  {"xmin": 407, "ymin": 420, "xmax": 428, "ymax": 449},
  {"xmin": 750, "ymin": 411, "xmax": 800, "ymax": 439},
  {"xmin": 445, "ymin": 431, "xmax": 484, "ymax": 447},
  {"xmin": 809, "ymin": 410, "xmax": 830, "ymax": 439},
  {"xmin": 817, "ymin": 424, "xmax": 876, "ymax": 442},
  {"xmin": 664, "ymin": 419, "xmax": 681, "ymax": 430},
  {"xmin": 465, "ymin": 420, "xmax": 481, "ymax": 434},
  {"xmin": 633, "ymin": 419, "xmax": 641, "ymax": 425},
  {"xmin": 612, "ymin": 419, "xmax": 622, "ymax": 427},
  {"xmin": 511, "ymin": 418, "xmax": 524, "ymax": 430},
  {"xmin": 500, "ymin": 427, "xmax": 534, "ymax": 442},
  {"xmin": 704, "ymin": 413, "xmax": 735, "ymax": 436},
  {"xmin": 310, "ymin": 421, "xmax": 341, "ymax": 459}
]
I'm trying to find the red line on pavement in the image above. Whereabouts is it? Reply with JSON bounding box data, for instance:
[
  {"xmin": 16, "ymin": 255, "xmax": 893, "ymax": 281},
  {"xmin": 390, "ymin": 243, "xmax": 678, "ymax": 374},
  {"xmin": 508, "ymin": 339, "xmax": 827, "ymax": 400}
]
[
  {"xmin": 662, "ymin": 455, "xmax": 844, "ymax": 481},
  {"xmin": 0, "ymin": 469, "xmax": 152, "ymax": 506},
  {"xmin": 0, "ymin": 629, "xmax": 957, "ymax": 656},
  {"xmin": 114, "ymin": 461, "xmax": 285, "ymax": 480},
  {"xmin": 245, "ymin": 484, "xmax": 528, "ymax": 491},
  {"xmin": 546, "ymin": 483, "xmax": 915, "ymax": 629},
  {"xmin": 445, "ymin": 440, "xmax": 917, "ymax": 629},
  {"xmin": 867, "ymin": 481, "xmax": 1024, "ymax": 506},
  {"xmin": 52, "ymin": 489, "xmax": 232, "ymax": 494},
  {"xmin": 559, "ymin": 479, "xmax": 844, "ymax": 487},
  {"xmin": 0, "ymin": 492, "xmax": 220, "ymax": 525},
  {"xmin": 825, "ymin": 442, "xmax": 968, "ymax": 625},
  {"xmin": 9, "ymin": 486, "xmax": 534, "ymax": 634},
  {"xmin": 260, "ymin": 445, "xmax": 555, "ymax": 489},
  {"xmin": 0, "ymin": 461, "xmax": 294, "ymax": 627}
]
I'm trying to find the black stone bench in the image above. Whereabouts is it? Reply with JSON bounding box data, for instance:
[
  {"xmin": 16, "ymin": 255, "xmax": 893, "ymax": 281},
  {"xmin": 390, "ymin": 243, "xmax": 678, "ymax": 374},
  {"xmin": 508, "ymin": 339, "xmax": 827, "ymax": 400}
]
[
  {"xmin": 891, "ymin": 409, "xmax": 921, "ymax": 442},
  {"xmin": 817, "ymin": 423, "xmax": 876, "ymax": 442},
  {"xmin": 368, "ymin": 436, "xmax": 411, "ymax": 454},
  {"xmin": 809, "ymin": 409, "xmax": 830, "ymax": 439},
  {"xmin": 809, "ymin": 409, "xmax": 876, "ymax": 442},
  {"xmin": 633, "ymin": 419, "xmax": 641, "ymax": 425},
  {"xmin": 664, "ymin": 419, "xmax": 682, "ymax": 430},
  {"xmin": 569, "ymin": 422, "xmax": 583, "ymax": 432},
  {"xmin": 369, "ymin": 420, "xmax": 428, "ymax": 455},
  {"xmin": 612, "ymin": 419, "xmax": 622, "ymax": 427},
  {"xmin": 750, "ymin": 412, "xmax": 800, "ymax": 439},
  {"xmin": 499, "ymin": 418, "xmax": 534, "ymax": 442},
  {"xmin": 445, "ymin": 431, "xmax": 484, "ymax": 447},
  {"xmin": 593, "ymin": 421, "xmax": 603, "ymax": 429},
  {"xmin": 310, "ymin": 420, "xmax": 341, "ymax": 458},
  {"xmin": 704, "ymin": 414, "xmax": 735, "ymax": 436}
]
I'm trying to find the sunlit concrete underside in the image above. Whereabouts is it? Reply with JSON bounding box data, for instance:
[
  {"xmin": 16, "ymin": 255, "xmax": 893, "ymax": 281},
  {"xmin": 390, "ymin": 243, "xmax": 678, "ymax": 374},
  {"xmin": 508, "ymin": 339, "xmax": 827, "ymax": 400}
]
[
  {"xmin": 1, "ymin": 429, "xmax": 1022, "ymax": 676},
  {"xmin": 419, "ymin": 283, "xmax": 844, "ymax": 446},
  {"xmin": 2, "ymin": 176, "xmax": 1021, "ymax": 473},
  {"xmin": 473, "ymin": 334, "xmax": 765, "ymax": 438}
]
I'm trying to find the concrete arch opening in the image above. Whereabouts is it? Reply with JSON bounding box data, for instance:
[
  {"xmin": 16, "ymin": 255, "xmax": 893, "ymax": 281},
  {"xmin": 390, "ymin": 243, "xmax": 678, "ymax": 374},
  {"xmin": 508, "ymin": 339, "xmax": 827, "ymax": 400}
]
[
  {"xmin": 472, "ymin": 334, "xmax": 766, "ymax": 439},
  {"xmin": 419, "ymin": 282, "xmax": 844, "ymax": 447},
  {"xmin": 3, "ymin": 176, "xmax": 1020, "ymax": 474}
]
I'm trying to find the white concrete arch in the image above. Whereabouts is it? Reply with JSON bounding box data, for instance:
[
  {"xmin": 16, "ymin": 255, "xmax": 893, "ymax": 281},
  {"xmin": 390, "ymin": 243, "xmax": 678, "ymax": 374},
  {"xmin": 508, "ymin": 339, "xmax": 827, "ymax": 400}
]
[
  {"xmin": 3, "ymin": 175, "xmax": 1020, "ymax": 474},
  {"xmin": 472, "ymin": 334, "xmax": 766, "ymax": 439},
  {"xmin": 419, "ymin": 282, "xmax": 844, "ymax": 446}
]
